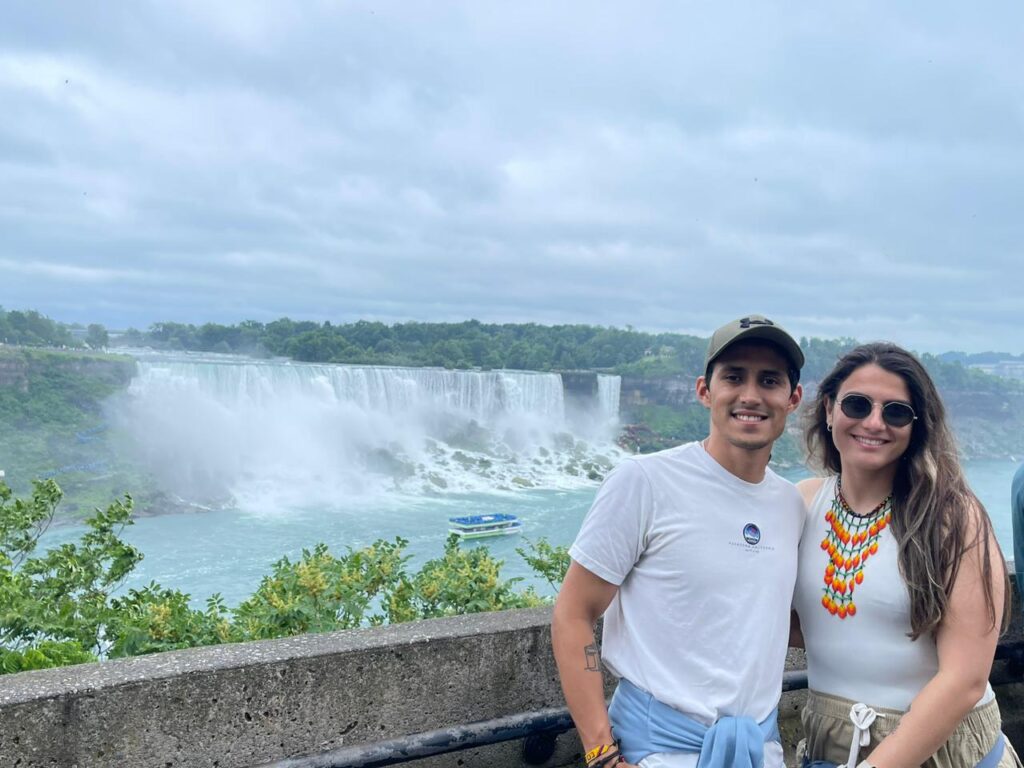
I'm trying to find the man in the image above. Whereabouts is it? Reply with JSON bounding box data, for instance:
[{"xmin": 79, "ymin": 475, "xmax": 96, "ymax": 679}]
[
  {"xmin": 552, "ymin": 315, "xmax": 805, "ymax": 768},
  {"xmin": 1012, "ymin": 461, "xmax": 1024, "ymax": 603}
]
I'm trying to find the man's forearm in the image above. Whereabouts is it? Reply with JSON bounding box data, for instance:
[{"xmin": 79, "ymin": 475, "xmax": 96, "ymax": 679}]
[{"xmin": 552, "ymin": 612, "xmax": 615, "ymax": 751}]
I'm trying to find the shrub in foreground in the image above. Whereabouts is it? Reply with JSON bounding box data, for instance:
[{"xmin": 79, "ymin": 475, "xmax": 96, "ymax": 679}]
[{"xmin": 0, "ymin": 480, "xmax": 570, "ymax": 673}]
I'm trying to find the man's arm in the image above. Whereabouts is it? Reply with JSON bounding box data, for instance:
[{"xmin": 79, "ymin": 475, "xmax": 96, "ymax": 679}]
[
  {"xmin": 552, "ymin": 560, "xmax": 626, "ymax": 760},
  {"xmin": 790, "ymin": 477, "xmax": 821, "ymax": 650}
]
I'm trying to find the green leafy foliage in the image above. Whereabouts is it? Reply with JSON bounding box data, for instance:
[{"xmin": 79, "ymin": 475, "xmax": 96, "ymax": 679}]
[
  {"xmin": 0, "ymin": 480, "xmax": 142, "ymax": 655},
  {"xmin": 0, "ymin": 308, "xmax": 77, "ymax": 347},
  {"xmin": 86, "ymin": 324, "xmax": 109, "ymax": 349},
  {"xmin": 233, "ymin": 539, "xmax": 413, "ymax": 639},
  {"xmin": 412, "ymin": 534, "xmax": 544, "ymax": 617},
  {"xmin": 0, "ymin": 640, "xmax": 95, "ymax": 673},
  {"xmin": 516, "ymin": 537, "xmax": 571, "ymax": 592},
  {"xmin": 0, "ymin": 482, "xmax": 570, "ymax": 675},
  {"xmin": 104, "ymin": 585, "xmax": 233, "ymax": 657}
]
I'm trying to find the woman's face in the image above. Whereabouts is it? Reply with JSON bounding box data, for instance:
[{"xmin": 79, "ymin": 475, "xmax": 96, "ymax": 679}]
[{"xmin": 827, "ymin": 363, "xmax": 914, "ymax": 475}]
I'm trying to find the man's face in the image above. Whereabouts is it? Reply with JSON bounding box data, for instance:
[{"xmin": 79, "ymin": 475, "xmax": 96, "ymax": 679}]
[{"xmin": 697, "ymin": 342, "xmax": 802, "ymax": 452}]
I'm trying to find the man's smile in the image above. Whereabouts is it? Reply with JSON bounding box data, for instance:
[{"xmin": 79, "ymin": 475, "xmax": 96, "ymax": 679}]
[{"xmin": 733, "ymin": 411, "xmax": 767, "ymax": 423}]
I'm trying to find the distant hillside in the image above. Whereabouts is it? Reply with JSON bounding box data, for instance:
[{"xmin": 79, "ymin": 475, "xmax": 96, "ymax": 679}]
[
  {"xmin": 0, "ymin": 347, "xmax": 138, "ymax": 514},
  {"xmin": 940, "ymin": 351, "xmax": 1024, "ymax": 365}
]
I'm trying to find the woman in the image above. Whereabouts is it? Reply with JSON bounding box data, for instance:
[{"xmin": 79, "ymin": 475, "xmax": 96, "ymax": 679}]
[{"xmin": 792, "ymin": 342, "xmax": 1019, "ymax": 768}]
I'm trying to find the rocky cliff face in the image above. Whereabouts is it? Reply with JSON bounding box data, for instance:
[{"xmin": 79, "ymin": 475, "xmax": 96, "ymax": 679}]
[
  {"xmin": 619, "ymin": 374, "xmax": 698, "ymax": 415},
  {"xmin": 943, "ymin": 390, "xmax": 1024, "ymax": 459},
  {"xmin": 0, "ymin": 356, "xmax": 30, "ymax": 392}
]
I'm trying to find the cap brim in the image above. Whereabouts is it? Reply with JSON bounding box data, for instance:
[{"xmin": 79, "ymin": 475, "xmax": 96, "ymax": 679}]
[{"xmin": 709, "ymin": 326, "xmax": 805, "ymax": 370}]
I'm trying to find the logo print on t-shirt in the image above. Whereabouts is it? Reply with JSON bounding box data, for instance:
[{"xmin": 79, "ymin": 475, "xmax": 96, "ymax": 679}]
[{"xmin": 742, "ymin": 523, "xmax": 761, "ymax": 546}]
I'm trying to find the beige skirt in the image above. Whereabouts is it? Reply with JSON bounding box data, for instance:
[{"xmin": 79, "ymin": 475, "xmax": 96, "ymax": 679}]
[{"xmin": 799, "ymin": 690, "xmax": 1022, "ymax": 768}]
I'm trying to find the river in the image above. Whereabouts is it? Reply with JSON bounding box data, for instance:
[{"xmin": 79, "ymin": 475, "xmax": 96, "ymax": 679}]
[{"xmin": 39, "ymin": 458, "xmax": 1020, "ymax": 608}]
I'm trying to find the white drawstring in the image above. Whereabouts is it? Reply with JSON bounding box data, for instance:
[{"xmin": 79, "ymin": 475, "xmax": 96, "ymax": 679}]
[{"xmin": 843, "ymin": 702, "xmax": 881, "ymax": 768}]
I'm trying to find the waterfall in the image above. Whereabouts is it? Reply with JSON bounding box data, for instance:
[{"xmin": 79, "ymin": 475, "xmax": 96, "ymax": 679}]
[
  {"xmin": 111, "ymin": 355, "xmax": 622, "ymax": 511},
  {"xmin": 597, "ymin": 374, "xmax": 622, "ymax": 424},
  {"xmin": 131, "ymin": 361, "xmax": 567, "ymax": 425}
]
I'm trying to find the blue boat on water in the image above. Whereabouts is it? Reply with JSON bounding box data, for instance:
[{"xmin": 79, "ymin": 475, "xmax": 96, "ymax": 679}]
[{"xmin": 448, "ymin": 513, "xmax": 522, "ymax": 539}]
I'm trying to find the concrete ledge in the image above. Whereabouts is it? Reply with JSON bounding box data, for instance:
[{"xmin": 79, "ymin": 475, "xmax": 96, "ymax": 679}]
[
  {"xmin": 2, "ymin": 582, "xmax": 1023, "ymax": 768},
  {"xmin": 0, "ymin": 608, "xmax": 571, "ymax": 768}
]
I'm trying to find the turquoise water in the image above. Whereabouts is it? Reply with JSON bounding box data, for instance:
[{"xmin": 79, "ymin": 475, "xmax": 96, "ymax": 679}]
[
  {"xmin": 40, "ymin": 488, "xmax": 599, "ymax": 606},
  {"xmin": 963, "ymin": 459, "xmax": 1021, "ymax": 552},
  {"xmin": 38, "ymin": 459, "xmax": 1022, "ymax": 608}
]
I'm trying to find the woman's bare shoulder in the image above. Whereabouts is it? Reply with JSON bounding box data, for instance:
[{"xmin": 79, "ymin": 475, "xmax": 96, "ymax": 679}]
[{"xmin": 796, "ymin": 476, "xmax": 827, "ymax": 507}]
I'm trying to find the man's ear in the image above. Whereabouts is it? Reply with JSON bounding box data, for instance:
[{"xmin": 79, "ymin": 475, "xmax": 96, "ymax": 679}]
[
  {"xmin": 696, "ymin": 376, "xmax": 712, "ymax": 409},
  {"xmin": 788, "ymin": 383, "xmax": 804, "ymax": 413}
]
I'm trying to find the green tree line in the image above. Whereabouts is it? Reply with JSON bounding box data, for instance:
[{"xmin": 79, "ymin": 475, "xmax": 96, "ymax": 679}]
[
  {"xmin": 123, "ymin": 318, "xmax": 703, "ymax": 372},
  {"xmin": 0, "ymin": 307, "xmax": 109, "ymax": 350},
  {"xmin": 0, "ymin": 479, "xmax": 570, "ymax": 674},
  {"xmin": 0, "ymin": 308, "xmax": 76, "ymax": 347}
]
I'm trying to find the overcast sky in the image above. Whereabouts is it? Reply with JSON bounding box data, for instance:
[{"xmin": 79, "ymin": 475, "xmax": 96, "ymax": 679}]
[{"xmin": 2, "ymin": 2, "xmax": 1023, "ymax": 353}]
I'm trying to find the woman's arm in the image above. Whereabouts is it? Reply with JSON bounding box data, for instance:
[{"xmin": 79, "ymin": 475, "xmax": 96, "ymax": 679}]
[{"xmin": 864, "ymin": 517, "xmax": 1004, "ymax": 768}]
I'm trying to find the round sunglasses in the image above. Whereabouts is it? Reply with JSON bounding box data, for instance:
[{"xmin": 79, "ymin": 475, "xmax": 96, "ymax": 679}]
[{"xmin": 838, "ymin": 393, "xmax": 917, "ymax": 428}]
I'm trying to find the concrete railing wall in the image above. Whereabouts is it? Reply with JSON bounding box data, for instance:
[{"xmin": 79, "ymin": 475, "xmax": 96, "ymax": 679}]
[
  {"xmin": 0, "ymin": 608, "xmax": 579, "ymax": 768},
  {"xmin": 2, "ymin": 586, "xmax": 1024, "ymax": 768}
]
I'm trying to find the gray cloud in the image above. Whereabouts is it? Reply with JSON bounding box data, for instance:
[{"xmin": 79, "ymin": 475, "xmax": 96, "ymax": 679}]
[{"xmin": 2, "ymin": 1, "xmax": 1022, "ymax": 352}]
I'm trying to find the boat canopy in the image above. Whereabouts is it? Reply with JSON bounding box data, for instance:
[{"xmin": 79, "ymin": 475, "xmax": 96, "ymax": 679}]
[{"xmin": 448, "ymin": 513, "xmax": 519, "ymax": 526}]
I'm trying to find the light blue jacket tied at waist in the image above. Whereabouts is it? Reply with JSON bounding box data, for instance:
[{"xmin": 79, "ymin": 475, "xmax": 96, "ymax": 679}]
[{"xmin": 609, "ymin": 679, "xmax": 780, "ymax": 768}]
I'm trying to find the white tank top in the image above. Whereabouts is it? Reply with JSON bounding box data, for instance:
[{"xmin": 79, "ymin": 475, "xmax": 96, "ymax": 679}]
[{"xmin": 793, "ymin": 476, "xmax": 993, "ymax": 711}]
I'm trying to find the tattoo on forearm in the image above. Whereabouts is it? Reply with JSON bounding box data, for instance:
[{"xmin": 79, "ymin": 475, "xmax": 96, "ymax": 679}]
[{"xmin": 584, "ymin": 643, "xmax": 602, "ymax": 672}]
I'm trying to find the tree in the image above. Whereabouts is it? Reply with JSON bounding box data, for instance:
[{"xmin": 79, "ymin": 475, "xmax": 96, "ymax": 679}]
[
  {"xmin": 0, "ymin": 479, "xmax": 140, "ymax": 666},
  {"xmin": 86, "ymin": 324, "xmax": 109, "ymax": 349}
]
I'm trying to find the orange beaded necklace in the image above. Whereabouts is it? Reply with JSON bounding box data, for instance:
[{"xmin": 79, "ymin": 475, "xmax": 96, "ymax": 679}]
[{"xmin": 820, "ymin": 477, "xmax": 892, "ymax": 620}]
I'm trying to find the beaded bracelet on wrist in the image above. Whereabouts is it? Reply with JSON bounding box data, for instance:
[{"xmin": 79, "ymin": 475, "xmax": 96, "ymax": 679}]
[
  {"xmin": 585, "ymin": 742, "xmax": 623, "ymax": 768},
  {"xmin": 588, "ymin": 750, "xmax": 624, "ymax": 768}
]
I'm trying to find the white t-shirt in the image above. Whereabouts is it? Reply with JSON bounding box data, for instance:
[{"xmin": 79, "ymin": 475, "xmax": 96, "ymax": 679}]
[
  {"xmin": 570, "ymin": 441, "xmax": 804, "ymax": 766},
  {"xmin": 793, "ymin": 476, "xmax": 994, "ymax": 711}
]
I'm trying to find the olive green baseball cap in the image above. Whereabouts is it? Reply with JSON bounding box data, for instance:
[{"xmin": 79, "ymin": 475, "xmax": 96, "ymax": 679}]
[{"xmin": 704, "ymin": 314, "xmax": 804, "ymax": 381}]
